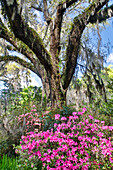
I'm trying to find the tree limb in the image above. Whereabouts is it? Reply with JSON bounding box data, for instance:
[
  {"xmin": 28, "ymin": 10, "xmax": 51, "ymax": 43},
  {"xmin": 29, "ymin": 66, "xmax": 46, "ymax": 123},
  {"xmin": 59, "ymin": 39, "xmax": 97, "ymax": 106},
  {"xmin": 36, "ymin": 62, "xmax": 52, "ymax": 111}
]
[
  {"xmin": 0, "ymin": 17, "xmax": 48, "ymax": 79},
  {"xmin": 0, "ymin": 20, "xmax": 35, "ymax": 64},
  {"xmin": 43, "ymin": 0, "xmax": 51, "ymax": 24},
  {"xmin": 51, "ymin": 0, "xmax": 79, "ymax": 54},
  {"xmin": 0, "ymin": 55, "xmax": 41, "ymax": 78},
  {"xmin": 61, "ymin": 0, "xmax": 80, "ymax": 13},
  {"xmin": 62, "ymin": 0, "xmax": 109, "ymax": 89},
  {"xmin": 30, "ymin": 6, "xmax": 43, "ymax": 12},
  {"xmin": 49, "ymin": 0, "xmax": 81, "ymax": 75},
  {"xmin": 1, "ymin": 0, "xmax": 53, "ymax": 74},
  {"xmin": 89, "ymin": 4, "xmax": 113, "ymax": 24}
]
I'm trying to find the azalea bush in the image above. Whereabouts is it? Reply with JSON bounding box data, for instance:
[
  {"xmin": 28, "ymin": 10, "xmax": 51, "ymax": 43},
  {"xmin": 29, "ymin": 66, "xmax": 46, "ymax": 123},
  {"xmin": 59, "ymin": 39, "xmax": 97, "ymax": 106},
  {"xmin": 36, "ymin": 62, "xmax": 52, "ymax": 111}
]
[
  {"xmin": 17, "ymin": 105, "xmax": 43, "ymax": 133},
  {"xmin": 41, "ymin": 106, "xmax": 77, "ymax": 131},
  {"xmin": 17, "ymin": 105, "xmax": 76, "ymax": 133},
  {"xmin": 16, "ymin": 108, "xmax": 113, "ymax": 169}
]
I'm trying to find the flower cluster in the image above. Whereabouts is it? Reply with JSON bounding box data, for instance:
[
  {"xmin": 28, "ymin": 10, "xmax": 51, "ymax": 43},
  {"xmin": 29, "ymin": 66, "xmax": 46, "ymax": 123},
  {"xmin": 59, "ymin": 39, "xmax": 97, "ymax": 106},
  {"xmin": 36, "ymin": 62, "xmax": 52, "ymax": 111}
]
[
  {"xmin": 17, "ymin": 106, "xmax": 41, "ymax": 132},
  {"xmin": 16, "ymin": 108, "xmax": 113, "ymax": 169},
  {"xmin": 17, "ymin": 105, "xmax": 49, "ymax": 133}
]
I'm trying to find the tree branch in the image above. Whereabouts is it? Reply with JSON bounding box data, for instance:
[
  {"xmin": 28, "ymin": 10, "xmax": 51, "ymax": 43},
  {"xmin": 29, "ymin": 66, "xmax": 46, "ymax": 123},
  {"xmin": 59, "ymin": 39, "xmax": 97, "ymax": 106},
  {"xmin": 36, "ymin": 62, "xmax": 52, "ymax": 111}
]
[
  {"xmin": 0, "ymin": 22, "xmax": 35, "ymax": 64},
  {"xmin": 0, "ymin": 55, "xmax": 41, "ymax": 78},
  {"xmin": 61, "ymin": 0, "xmax": 79, "ymax": 13},
  {"xmin": 62, "ymin": 0, "xmax": 109, "ymax": 90},
  {"xmin": 52, "ymin": 0, "xmax": 79, "ymax": 52},
  {"xmin": 0, "ymin": 18, "xmax": 44, "ymax": 76},
  {"xmin": 89, "ymin": 4, "xmax": 113, "ymax": 24},
  {"xmin": 1, "ymin": 0, "xmax": 53, "ymax": 74},
  {"xmin": 30, "ymin": 6, "xmax": 43, "ymax": 12},
  {"xmin": 49, "ymin": 0, "xmax": 80, "ymax": 74},
  {"xmin": 43, "ymin": 0, "xmax": 51, "ymax": 24}
]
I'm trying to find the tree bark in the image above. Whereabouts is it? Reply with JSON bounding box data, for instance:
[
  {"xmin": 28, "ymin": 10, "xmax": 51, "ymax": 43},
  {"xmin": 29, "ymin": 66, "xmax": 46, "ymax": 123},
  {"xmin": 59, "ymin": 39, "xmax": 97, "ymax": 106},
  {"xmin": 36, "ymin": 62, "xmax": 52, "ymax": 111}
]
[{"xmin": 50, "ymin": 73, "xmax": 67, "ymax": 108}]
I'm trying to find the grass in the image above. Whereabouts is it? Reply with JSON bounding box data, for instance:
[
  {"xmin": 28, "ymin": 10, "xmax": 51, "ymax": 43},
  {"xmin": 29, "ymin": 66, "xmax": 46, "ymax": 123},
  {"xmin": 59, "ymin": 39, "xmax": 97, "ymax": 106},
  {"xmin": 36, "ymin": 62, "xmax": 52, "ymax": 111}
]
[{"xmin": 0, "ymin": 154, "xmax": 18, "ymax": 170}]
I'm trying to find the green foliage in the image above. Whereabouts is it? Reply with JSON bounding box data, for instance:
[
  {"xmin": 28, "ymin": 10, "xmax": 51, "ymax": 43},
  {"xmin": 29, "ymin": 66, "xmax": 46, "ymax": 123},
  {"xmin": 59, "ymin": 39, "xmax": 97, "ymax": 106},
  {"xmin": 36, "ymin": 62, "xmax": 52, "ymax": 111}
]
[
  {"xmin": 0, "ymin": 86, "xmax": 44, "ymax": 157},
  {"xmin": 0, "ymin": 154, "xmax": 18, "ymax": 170},
  {"xmin": 105, "ymin": 65, "xmax": 113, "ymax": 93},
  {"xmin": 16, "ymin": 155, "xmax": 43, "ymax": 170},
  {"xmin": 19, "ymin": 86, "xmax": 42, "ymax": 112},
  {"xmin": 0, "ymin": 85, "xmax": 42, "ymax": 116},
  {"xmin": 99, "ymin": 97, "xmax": 113, "ymax": 116},
  {"xmin": 41, "ymin": 106, "xmax": 77, "ymax": 131}
]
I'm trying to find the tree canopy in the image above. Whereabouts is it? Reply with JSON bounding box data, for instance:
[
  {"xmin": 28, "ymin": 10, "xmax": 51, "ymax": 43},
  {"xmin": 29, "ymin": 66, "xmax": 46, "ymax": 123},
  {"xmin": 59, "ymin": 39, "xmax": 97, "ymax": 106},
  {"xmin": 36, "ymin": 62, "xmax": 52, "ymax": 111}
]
[{"xmin": 0, "ymin": 0, "xmax": 113, "ymax": 108}]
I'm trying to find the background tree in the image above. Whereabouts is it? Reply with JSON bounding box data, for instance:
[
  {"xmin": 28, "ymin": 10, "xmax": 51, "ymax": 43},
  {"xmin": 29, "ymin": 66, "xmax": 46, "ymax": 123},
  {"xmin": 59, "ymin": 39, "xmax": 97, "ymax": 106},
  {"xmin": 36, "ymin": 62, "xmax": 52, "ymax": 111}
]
[{"xmin": 0, "ymin": 0, "xmax": 113, "ymax": 108}]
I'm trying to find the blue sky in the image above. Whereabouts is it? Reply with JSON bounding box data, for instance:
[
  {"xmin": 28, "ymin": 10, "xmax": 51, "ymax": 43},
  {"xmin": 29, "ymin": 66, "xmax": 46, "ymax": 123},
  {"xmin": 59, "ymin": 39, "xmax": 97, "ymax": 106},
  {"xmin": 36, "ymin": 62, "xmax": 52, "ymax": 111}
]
[{"xmin": 101, "ymin": 19, "xmax": 113, "ymax": 65}]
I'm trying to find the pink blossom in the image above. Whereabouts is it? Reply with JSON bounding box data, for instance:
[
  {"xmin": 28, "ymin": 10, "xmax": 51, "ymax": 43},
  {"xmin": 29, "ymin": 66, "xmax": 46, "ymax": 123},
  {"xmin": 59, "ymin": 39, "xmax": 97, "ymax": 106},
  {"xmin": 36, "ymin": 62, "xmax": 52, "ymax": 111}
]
[
  {"xmin": 82, "ymin": 108, "xmax": 87, "ymax": 112},
  {"xmin": 31, "ymin": 163, "xmax": 34, "ymax": 168},
  {"xmin": 94, "ymin": 119, "xmax": 100, "ymax": 123},
  {"xmin": 78, "ymin": 112, "xmax": 83, "ymax": 115},
  {"xmin": 102, "ymin": 126, "xmax": 109, "ymax": 130},
  {"xmin": 18, "ymin": 109, "xmax": 113, "ymax": 169},
  {"xmin": 109, "ymin": 126, "xmax": 113, "ymax": 131},
  {"xmin": 72, "ymin": 112, "xmax": 77, "ymax": 115},
  {"xmin": 109, "ymin": 157, "xmax": 113, "ymax": 163},
  {"xmin": 85, "ymin": 119, "xmax": 89, "ymax": 124},
  {"xmin": 73, "ymin": 115, "xmax": 79, "ymax": 120},
  {"xmin": 97, "ymin": 132, "xmax": 104, "ymax": 137},
  {"xmin": 88, "ymin": 115, "xmax": 94, "ymax": 119},
  {"xmin": 61, "ymin": 117, "xmax": 67, "ymax": 121},
  {"xmin": 31, "ymin": 109, "xmax": 37, "ymax": 112},
  {"xmin": 55, "ymin": 114, "xmax": 60, "ymax": 120},
  {"xmin": 101, "ymin": 121, "xmax": 105, "ymax": 124},
  {"xmin": 54, "ymin": 123, "xmax": 57, "ymax": 128}
]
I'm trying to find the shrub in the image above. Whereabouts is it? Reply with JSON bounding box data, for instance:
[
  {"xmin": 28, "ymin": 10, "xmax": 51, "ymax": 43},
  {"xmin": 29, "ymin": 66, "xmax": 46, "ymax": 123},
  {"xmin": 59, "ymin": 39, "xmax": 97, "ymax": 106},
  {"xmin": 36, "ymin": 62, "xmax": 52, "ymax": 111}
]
[
  {"xmin": 17, "ymin": 105, "xmax": 43, "ymax": 133},
  {"xmin": 16, "ymin": 108, "xmax": 113, "ymax": 169}
]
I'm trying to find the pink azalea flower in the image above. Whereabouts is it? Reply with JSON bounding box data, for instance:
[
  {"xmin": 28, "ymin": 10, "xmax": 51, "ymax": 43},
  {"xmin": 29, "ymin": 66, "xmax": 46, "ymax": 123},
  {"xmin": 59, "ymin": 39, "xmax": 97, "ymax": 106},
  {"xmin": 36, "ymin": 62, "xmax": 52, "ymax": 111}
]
[
  {"xmin": 82, "ymin": 108, "xmax": 87, "ymax": 112},
  {"xmin": 61, "ymin": 117, "xmax": 67, "ymax": 121},
  {"xmin": 101, "ymin": 121, "xmax": 105, "ymax": 124},
  {"xmin": 55, "ymin": 114, "xmax": 60, "ymax": 120},
  {"xmin": 94, "ymin": 119, "xmax": 100, "ymax": 123},
  {"xmin": 31, "ymin": 163, "xmax": 34, "ymax": 168},
  {"xmin": 109, "ymin": 157, "xmax": 113, "ymax": 163},
  {"xmin": 88, "ymin": 115, "xmax": 94, "ymax": 119},
  {"xmin": 97, "ymin": 132, "xmax": 104, "ymax": 137},
  {"xmin": 78, "ymin": 112, "xmax": 83, "ymax": 115},
  {"xmin": 109, "ymin": 126, "xmax": 113, "ymax": 131},
  {"xmin": 102, "ymin": 126, "xmax": 109, "ymax": 130},
  {"xmin": 72, "ymin": 112, "xmax": 77, "ymax": 115},
  {"xmin": 85, "ymin": 119, "xmax": 89, "ymax": 124},
  {"xmin": 31, "ymin": 109, "xmax": 37, "ymax": 112}
]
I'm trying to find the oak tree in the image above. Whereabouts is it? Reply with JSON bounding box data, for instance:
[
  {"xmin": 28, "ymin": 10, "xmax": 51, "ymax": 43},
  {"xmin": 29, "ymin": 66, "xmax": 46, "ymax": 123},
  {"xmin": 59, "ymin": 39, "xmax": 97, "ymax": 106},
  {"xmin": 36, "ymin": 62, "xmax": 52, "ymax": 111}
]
[{"xmin": 0, "ymin": 0, "xmax": 113, "ymax": 108}]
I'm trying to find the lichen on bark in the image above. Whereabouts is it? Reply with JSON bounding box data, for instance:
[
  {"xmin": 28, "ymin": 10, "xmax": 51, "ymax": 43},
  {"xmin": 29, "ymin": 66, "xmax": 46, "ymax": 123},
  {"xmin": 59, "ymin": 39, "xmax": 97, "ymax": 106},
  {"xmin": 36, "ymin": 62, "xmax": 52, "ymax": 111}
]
[{"xmin": 6, "ymin": 0, "xmax": 14, "ymax": 6}]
